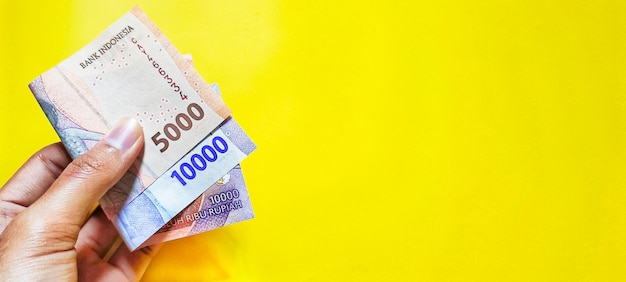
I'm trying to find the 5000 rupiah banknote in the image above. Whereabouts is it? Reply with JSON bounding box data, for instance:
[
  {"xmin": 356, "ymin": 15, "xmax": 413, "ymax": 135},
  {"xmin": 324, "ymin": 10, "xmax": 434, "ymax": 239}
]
[{"xmin": 29, "ymin": 7, "xmax": 255, "ymax": 250}]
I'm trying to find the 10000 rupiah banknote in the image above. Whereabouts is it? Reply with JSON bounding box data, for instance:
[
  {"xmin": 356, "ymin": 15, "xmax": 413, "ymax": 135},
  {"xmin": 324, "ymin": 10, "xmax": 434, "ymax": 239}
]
[
  {"xmin": 141, "ymin": 164, "xmax": 253, "ymax": 248},
  {"xmin": 95, "ymin": 73, "xmax": 256, "ymax": 248},
  {"xmin": 136, "ymin": 83, "xmax": 255, "ymax": 248},
  {"xmin": 28, "ymin": 7, "xmax": 252, "ymax": 249},
  {"xmin": 113, "ymin": 116, "xmax": 255, "ymax": 249}
]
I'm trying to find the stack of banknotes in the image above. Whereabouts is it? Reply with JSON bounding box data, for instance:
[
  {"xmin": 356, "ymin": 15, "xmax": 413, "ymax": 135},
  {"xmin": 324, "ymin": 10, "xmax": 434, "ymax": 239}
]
[{"xmin": 28, "ymin": 7, "xmax": 256, "ymax": 250}]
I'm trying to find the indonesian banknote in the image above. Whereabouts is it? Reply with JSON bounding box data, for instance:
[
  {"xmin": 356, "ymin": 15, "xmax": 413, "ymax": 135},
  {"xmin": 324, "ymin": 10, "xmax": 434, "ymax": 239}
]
[
  {"xmin": 114, "ymin": 116, "xmax": 255, "ymax": 249},
  {"xmin": 138, "ymin": 83, "xmax": 254, "ymax": 248},
  {"xmin": 29, "ymin": 7, "xmax": 255, "ymax": 250},
  {"xmin": 142, "ymin": 164, "xmax": 253, "ymax": 248}
]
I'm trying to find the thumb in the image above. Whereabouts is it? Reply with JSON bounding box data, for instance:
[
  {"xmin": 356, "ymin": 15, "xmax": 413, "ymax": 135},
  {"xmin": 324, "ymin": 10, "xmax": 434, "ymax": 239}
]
[{"xmin": 24, "ymin": 117, "xmax": 143, "ymax": 244}]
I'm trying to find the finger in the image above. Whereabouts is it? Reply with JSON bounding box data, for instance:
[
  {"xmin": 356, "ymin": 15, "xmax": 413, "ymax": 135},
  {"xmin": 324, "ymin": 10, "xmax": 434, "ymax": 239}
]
[
  {"xmin": 76, "ymin": 207, "xmax": 120, "ymax": 259},
  {"xmin": 109, "ymin": 243, "xmax": 162, "ymax": 281},
  {"xmin": 0, "ymin": 143, "xmax": 70, "ymax": 207},
  {"xmin": 24, "ymin": 117, "xmax": 143, "ymax": 243}
]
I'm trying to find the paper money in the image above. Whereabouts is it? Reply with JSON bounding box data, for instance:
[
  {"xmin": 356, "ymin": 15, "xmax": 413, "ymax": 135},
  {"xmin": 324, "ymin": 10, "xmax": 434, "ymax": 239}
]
[
  {"xmin": 136, "ymin": 83, "xmax": 254, "ymax": 247},
  {"xmin": 31, "ymin": 7, "xmax": 230, "ymax": 204},
  {"xmin": 140, "ymin": 165, "xmax": 253, "ymax": 248},
  {"xmin": 29, "ymin": 7, "xmax": 256, "ymax": 250},
  {"xmin": 98, "ymin": 84, "xmax": 255, "ymax": 250},
  {"xmin": 31, "ymin": 7, "xmax": 229, "ymax": 173},
  {"xmin": 114, "ymin": 117, "xmax": 255, "ymax": 249}
]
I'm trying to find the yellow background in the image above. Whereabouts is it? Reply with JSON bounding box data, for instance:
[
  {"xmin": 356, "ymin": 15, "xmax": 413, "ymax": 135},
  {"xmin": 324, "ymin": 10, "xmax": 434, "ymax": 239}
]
[{"xmin": 1, "ymin": 0, "xmax": 625, "ymax": 281}]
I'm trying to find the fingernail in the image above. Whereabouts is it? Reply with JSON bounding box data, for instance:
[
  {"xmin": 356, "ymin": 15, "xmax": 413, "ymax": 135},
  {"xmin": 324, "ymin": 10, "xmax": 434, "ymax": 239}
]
[{"xmin": 103, "ymin": 117, "xmax": 142, "ymax": 151}]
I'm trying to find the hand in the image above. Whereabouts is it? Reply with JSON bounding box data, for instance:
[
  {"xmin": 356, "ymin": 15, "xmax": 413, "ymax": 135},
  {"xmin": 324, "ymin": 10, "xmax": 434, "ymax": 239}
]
[{"xmin": 0, "ymin": 118, "xmax": 160, "ymax": 281}]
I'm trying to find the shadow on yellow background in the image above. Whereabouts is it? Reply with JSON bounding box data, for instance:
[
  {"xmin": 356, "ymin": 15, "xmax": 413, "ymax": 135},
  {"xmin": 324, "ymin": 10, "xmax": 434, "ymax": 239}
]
[{"xmin": 2, "ymin": 0, "xmax": 626, "ymax": 281}]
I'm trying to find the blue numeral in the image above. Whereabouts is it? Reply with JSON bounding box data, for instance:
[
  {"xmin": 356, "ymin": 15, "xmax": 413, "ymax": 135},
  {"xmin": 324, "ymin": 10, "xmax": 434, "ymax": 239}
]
[
  {"xmin": 180, "ymin": 163, "xmax": 196, "ymax": 179},
  {"xmin": 170, "ymin": 136, "xmax": 230, "ymax": 186},
  {"xmin": 202, "ymin": 145, "xmax": 217, "ymax": 162},
  {"xmin": 213, "ymin": 136, "xmax": 228, "ymax": 153},
  {"xmin": 171, "ymin": 171, "xmax": 187, "ymax": 186},
  {"xmin": 191, "ymin": 154, "xmax": 207, "ymax": 170}
]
